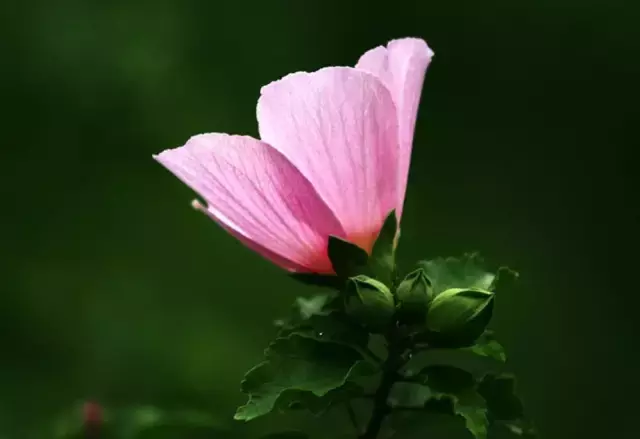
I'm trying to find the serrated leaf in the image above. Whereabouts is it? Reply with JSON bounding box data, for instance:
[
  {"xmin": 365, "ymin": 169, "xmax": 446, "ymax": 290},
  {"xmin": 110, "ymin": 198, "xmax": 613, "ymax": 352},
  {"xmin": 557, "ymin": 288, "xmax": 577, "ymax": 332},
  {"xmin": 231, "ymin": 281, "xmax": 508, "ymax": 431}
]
[
  {"xmin": 279, "ymin": 310, "xmax": 370, "ymax": 349},
  {"xmin": 328, "ymin": 236, "xmax": 369, "ymax": 278},
  {"xmin": 274, "ymin": 361, "xmax": 373, "ymax": 416},
  {"xmin": 276, "ymin": 292, "xmax": 341, "ymax": 334},
  {"xmin": 394, "ymin": 365, "xmax": 475, "ymax": 408},
  {"xmin": 275, "ymin": 294, "xmax": 374, "ymax": 365},
  {"xmin": 388, "ymin": 382, "xmax": 433, "ymax": 408},
  {"xmin": 500, "ymin": 418, "xmax": 537, "ymax": 437},
  {"xmin": 478, "ymin": 374, "xmax": 537, "ymax": 437},
  {"xmin": 418, "ymin": 365, "xmax": 476, "ymax": 394},
  {"xmin": 478, "ymin": 374, "xmax": 524, "ymax": 421},
  {"xmin": 295, "ymin": 295, "xmax": 331, "ymax": 319},
  {"xmin": 234, "ymin": 334, "xmax": 364, "ymax": 421},
  {"xmin": 422, "ymin": 392, "xmax": 456, "ymax": 414},
  {"xmin": 418, "ymin": 253, "xmax": 496, "ymax": 296},
  {"xmin": 464, "ymin": 331, "xmax": 507, "ymax": 362},
  {"xmin": 279, "ymin": 380, "xmax": 365, "ymax": 415},
  {"xmin": 489, "ymin": 266, "xmax": 519, "ymax": 293},
  {"xmin": 396, "ymin": 365, "xmax": 489, "ymax": 439},
  {"xmin": 454, "ymin": 391, "xmax": 489, "ymax": 439},
  {"xmin": 369, "ymin": 210, "xmax": 398, "ymax": 287},
  {"xmin": 388, "ymin": 381, "xmax": 488, "ymax": 439},
  {"xmin": 398, "ymin": 367, "xmax": 532, "ymax": 439}
]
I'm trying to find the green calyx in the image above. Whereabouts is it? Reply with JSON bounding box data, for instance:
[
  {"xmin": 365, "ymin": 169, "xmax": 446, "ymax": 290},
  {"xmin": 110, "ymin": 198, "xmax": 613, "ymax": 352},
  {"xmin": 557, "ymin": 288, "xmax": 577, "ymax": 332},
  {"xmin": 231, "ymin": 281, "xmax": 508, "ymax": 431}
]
[
  {"xmin": 344, "ymin": 275, "xmax": 395, "ymax": 333},
  {"xmin": 288, "ymin": 210, "xmax": 400, "ymax": 295},
  {"xmin": 425, "ymin": 288, "xmax": 495, "ymax": 347},
  {"xmin": 304, "ymin": 216, "xmax": 498, "ymax": 348},
  {"xmin": 396, "ymin": 268, "xmax": 433, "ymax": 324}
]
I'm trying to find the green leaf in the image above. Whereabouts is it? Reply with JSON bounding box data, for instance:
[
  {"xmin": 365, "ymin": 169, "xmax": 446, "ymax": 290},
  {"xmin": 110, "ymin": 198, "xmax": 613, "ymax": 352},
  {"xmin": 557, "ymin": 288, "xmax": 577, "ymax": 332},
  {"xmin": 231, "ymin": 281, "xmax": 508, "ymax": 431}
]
[
  {"xmin": 396, "ymin": 268, "xmax": 433, "ymax": 325},
  {"xmin": 369, "ymin": 210, "xmax": 398, "ymax": 287},
  {"xmin": 281, "ymin": 311, "xmax": 370, "ymax": 349},
  {"xmin": 328, "ymin": 236, "xmax": 369, "ymax": 278},
  {"xmin": 388, "ymin": 382, "xmax": 433, "ymax": 408},
  {"xmin": 272, "ymin": 360, "xmax": 374, "ymax": 415},
  {"xmin": 478, "ymin": 373, "xmax": 524, "ymax": 421},
  {"xmin": 344, "ymin": 275, "xmax": 395, "ymax": 333},
  {"xmin": 422, "ymin": 392, "xmax": 456, "ymax": 414},
  {"xmin": 394, "ymin": 365, "xmax": 489, "ymax": 439},
  {"xmin": 490, "ymin": 266, "xmax": 520, "ymax": 293},
  {"xmin": 418, "ymin": 253, "xmax": 496, "ymax": 296},
  {"xmin": 454, "ymin": 391, "xmax": 489, "ymax": 439},
  {"xmin": 425, "ymin": 390, "xmax": 488, "ymax": 439},
  {"xmin": 418, "ymin": 365, "xmax": 476, "ymax": 394},
  {"xmin": 426, "ymin": 288, "xmax": 495, "ymax": 348},
  {"xmin": 289, "ymin": 292, "xmax": 343, "ymax": 322},
  {"xmin": 394, "ymin": 365, "xmax": 477, "ymax": 406},
  {"xmin": 276, "ymin": 294, "xmax": 370, "ymax": 355},
  {"xmin": 396, "ymin": 367, "xmax": 533, "ymax": 439},
  {"xmin": 234, "ymin": 334, "xmax": 364, "ymax": 421},
  {"xmin": 478, "ymin": 373, "xmax": 536, "ymax": 437},
  {"xmin": 388, "ymin": 381, "xmax": 488, "ymax": 439},
  {"xmin": 295, "ymin": 294, "xmax": 331, "ymax": 319},
  {"xmin": 278, "ymin": 380, "xmax": 366, "ymax": 415},
  {"xmin": 500, "ymin": 419, "xmax": 537, "ymax": 437},
  {"xmin": 463, "ymin": 330, "xmax": 507, "ymax": 362}
]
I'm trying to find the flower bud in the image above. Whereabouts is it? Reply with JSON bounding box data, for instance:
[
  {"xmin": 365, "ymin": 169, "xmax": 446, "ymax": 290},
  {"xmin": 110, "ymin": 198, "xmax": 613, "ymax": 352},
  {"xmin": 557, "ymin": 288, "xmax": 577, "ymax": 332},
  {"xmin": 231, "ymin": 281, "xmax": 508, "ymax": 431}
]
[
  {"xmin": 396, "ymin": 268, "xmax": 433, "ymax": 324},
  {"xmin": 425, "ymin": 288, "xmax": 494, "ymax": 347},
  {"xmin": 345, "ymin": 275, "xmax": 395, "ymax": 333}
]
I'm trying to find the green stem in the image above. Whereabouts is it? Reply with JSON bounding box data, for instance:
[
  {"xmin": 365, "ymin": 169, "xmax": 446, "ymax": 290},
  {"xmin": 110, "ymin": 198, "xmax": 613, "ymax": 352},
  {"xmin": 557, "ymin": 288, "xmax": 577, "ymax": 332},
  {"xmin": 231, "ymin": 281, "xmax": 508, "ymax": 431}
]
[
  {"xmin": 359, "ymin": 330, "xmax": 406, "ymax": 439},
  {"xmin": 346, "ymin": 401, "xmax": 360, "ymax": 433},
  {"xmin": 355, "ymin": 345, "xmax": 384, "ymax": 367}
]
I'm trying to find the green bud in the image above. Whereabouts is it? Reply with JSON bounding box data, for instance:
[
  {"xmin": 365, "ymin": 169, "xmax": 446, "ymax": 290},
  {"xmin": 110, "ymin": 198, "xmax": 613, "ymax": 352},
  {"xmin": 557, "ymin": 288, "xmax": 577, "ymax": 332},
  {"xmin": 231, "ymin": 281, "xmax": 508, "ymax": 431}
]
[
  {"xmin": 345, "ymin": 275, "xmax": 395, "ymax": 333},
  {"xmin": 396, "ymin": 268, "xmax": 433, "ymax": 324},
  {"xmin": 425, "ymin": 288, "xmax": 495, "ymax": 347}
]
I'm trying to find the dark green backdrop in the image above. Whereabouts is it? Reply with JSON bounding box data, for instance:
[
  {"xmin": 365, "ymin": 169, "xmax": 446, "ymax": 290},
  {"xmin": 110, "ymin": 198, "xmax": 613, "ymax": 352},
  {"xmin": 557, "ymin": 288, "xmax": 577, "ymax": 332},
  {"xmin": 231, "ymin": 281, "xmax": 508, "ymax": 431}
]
[{"xmin": 1, "ymin": 1, "xmax": 636, "ymax": 438}]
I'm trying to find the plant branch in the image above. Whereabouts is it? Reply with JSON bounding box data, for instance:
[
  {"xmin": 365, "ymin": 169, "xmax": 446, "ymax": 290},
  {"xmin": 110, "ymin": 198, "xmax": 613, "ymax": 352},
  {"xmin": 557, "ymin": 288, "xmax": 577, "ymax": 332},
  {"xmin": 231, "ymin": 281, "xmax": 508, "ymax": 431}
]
[
  {"xmin": 359, "ymin": 329, "xmax": 408, "ymax": 439},
  {"xmin": 355, "ymin": 346, "xmax": 384, "ymax": 366},
  {"xmin": 345, "ymin": 401, "xmax": 360, "ymax": 433},
  {"xmin": 364, "ymin": 347, "xmax": 384, "ymax": 365}
]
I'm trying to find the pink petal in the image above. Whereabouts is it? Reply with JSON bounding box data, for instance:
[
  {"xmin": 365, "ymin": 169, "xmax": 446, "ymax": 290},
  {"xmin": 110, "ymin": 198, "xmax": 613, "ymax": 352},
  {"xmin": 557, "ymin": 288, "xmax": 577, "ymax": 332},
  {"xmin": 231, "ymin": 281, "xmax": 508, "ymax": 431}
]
[
  {"xmin": 356, "ymin": 38, "xmax": 434, "ymax": 218},
  {"xmin": 190, "ymin": 200, "xmax": 311, "ymax": 273},
  {"xmin": 154, "ymin": 134, "xmax": 345, "ymax": 273},
  {"xmin": 257, "ymin": 67, "xmax": 400, "ymax": 253}
]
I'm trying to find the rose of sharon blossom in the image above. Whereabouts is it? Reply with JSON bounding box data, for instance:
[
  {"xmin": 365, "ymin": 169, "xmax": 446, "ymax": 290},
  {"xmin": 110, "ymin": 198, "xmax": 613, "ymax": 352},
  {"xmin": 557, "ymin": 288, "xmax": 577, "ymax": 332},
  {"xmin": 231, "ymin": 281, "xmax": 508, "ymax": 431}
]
[{"xmin": 155, "ymin": 38, "xmax": 433, "ymax": 274}]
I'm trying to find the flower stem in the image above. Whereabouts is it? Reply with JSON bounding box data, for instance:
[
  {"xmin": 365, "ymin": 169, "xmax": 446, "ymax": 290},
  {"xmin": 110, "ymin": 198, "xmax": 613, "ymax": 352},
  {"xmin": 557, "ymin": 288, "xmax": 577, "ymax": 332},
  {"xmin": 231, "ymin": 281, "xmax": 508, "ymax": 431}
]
[
  {"xmin": 359, "ymin": 330, "xmax": 406, "ymax": 439},
  {"xmin": 346, "ymin": 401, "xmax": 360, "ymax": 433}
]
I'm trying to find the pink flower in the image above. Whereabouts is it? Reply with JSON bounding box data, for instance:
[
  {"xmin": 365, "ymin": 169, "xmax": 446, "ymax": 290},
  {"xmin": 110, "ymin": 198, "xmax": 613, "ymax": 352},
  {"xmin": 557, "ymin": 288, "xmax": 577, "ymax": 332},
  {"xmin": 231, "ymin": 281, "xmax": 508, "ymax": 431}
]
[
  {"xmin": 82, "ymin": 401, "xmax": 103, "ymax": 427},
  {"xmin": 154, "ymin": 38, "xmax": 433, "ymax": 274}
]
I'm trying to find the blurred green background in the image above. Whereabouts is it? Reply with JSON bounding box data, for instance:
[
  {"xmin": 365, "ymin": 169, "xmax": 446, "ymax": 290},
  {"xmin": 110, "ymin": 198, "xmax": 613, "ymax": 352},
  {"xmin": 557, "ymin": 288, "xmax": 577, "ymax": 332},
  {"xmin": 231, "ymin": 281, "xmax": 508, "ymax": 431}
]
[{"xmin": 1, "ymin": 0, "xmax": 636, "ymax": 438}]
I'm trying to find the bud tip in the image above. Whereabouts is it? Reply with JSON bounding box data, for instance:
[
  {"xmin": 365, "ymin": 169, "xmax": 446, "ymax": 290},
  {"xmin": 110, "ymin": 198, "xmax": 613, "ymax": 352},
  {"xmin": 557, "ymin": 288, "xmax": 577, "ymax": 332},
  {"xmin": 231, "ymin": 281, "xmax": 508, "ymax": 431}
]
[{"xmin": 191, "ymin": 199, "xmax": 205, "ymax": 211}]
